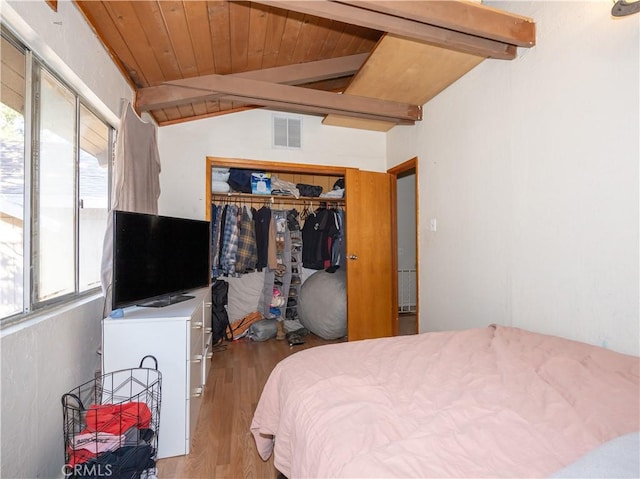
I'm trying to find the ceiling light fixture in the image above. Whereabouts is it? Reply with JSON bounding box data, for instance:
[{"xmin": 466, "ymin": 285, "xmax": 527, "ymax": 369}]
[{"xmin": 611, "ymin": 0, "xmax": 640, "ymax": 16}]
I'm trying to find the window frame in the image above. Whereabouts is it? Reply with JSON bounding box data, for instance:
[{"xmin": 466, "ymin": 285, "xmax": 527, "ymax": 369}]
[{"xmin": 1, "ymin": 27, "xmax": 114, "ymax": 326}]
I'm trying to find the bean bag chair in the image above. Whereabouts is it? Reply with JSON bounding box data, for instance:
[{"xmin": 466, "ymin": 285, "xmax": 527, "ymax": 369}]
[{"xmin": 298, "ymin": 269, "xmax": 346, "ymax": 340}]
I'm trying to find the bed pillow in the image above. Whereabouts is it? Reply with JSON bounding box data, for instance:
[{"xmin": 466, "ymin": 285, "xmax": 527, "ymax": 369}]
[
  {"xmin": 212, "ymin": 180, "xmax": 230, "ymax": 193},
  {"xmin": 212, "ymin": 170, "xmax": 230, "ymax": 182},
  {"xmin": 549, "ymin": 432, "xmax": 639, "ymax": 478}
]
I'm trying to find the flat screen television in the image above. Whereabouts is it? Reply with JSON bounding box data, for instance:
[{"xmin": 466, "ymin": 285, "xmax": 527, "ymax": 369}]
[{"xmin": 112, "ymin": 210, "xmax": 210, "ymax": 309}]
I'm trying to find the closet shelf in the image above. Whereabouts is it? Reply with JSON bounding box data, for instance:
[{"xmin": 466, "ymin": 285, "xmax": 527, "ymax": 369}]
[{"xmin": 211, "ymin": 192, "xmax": 345, "ymax": 205}]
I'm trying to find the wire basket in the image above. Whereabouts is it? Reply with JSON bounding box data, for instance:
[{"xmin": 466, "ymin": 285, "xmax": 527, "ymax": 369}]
[{"xmin": 61, "ymin": 356, "xmax": 162, "ymax": 479}]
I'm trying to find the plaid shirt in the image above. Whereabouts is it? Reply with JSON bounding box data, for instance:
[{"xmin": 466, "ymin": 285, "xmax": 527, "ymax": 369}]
[
  {"xmin": 220, "ymin": 205, "xmax": 239, "ymax": 275},
  {"xmin": 234, "ymin": 206, "xmax": 258, "ymax": 274}
]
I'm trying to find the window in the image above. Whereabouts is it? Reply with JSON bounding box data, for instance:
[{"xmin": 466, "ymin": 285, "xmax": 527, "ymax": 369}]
[
  {"xmin": 78, "ymin": 105, "xmax": 110, "ymax": 292},
  {"xmin": 35, "ymin": 69, "xmax": 77, "ymax": 302},
  {"xmin": 0, "ymin": 29, "xmax": 112, "ymax": 323},
  {"xmin": 0, "ymin": 34, "xmax": 25, "ymax": 318}
]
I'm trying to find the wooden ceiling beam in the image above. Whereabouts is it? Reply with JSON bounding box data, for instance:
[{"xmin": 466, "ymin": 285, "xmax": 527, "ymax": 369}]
[
  {"xmin": 231, "ymin": 52, "xmax": 369, "ymax": 84},
  {"xmin": 159, "ymin": 74, "xmax": 421, "ymax": 124},
  {"xmin": 136, "ymin": 53, "xmax": 369, "ymax": 111},
  {"xmin": 252, "ymin": 0, "xmax": 520, "ymax": 59},
  {"xmin": 334, "ymin": 1, "xmax": 535, "ymax": 47},
  {"xmin": 217, "ymin": 95, "xmax": 416, "ymax": 125}
]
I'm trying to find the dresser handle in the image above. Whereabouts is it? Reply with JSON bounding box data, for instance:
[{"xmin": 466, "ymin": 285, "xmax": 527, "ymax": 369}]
[
  {"xmin": 192, "ymin": 321, "xmax": 203, "ymax": 329},
  {"xmin": 192, "ymin": 387, "xmax": 203, "ymax": 398},
  {"xmin": 192, "ymin": 354, "xmax": 203, "ymax": 363},
  {"xmin": 206, "ymin": 351, "xmax": 214, "ymax": 360},
  {"xmin": 205, "ymin": 327, "xmax": 212, "ymax": 334}
]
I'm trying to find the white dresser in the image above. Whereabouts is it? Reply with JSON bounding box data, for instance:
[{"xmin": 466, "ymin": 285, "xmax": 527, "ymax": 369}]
[{"xmin": 102, "ymin": 287, "xmax": 212, "ymax": 459}]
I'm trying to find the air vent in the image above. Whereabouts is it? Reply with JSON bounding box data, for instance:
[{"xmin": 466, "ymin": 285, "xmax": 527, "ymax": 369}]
[{"xmin": 273, "ymin": 115, "xmax": 302, "ymax": 149}]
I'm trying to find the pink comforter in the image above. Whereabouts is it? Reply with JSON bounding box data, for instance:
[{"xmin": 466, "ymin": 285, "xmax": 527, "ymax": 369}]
[{"xmin": 250, "ymin": 325, "xmax": 639, "ymax": 478}]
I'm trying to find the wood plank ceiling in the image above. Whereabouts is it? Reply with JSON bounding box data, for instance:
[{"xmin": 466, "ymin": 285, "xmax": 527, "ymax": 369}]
[{"xmin": 73, "ymin": 0, "xmax": 536, "ymax": 130}]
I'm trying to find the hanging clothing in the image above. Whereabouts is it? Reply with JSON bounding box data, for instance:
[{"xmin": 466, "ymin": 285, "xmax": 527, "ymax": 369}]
[
  {"xmin": 301, "ymin": 208, "xmax": 339, "ymax": 270},
  {"xmin": 254, "ymin": 206, "xmax": 271, "ymax": 271},
  {"xmin": 210, "ymin": 205, "xmax": 220, "ymax": 278},
  {"xmin": 216, "ymin": 205, "xmax": 229, "ymax": 270},
  {"xmin": 235, "ymin": 206, "xmax": 258, "ymax": 274},
  {"xmin": 330, "ymin": 209, "xmax": 345, "ymax": 269},
  {"xmin": 220, "ymin": 205, "xmax": 239, "ymax": 275},
  {"xmin": 111, "ymin": 103, "xmax": 161, "ymax": 215},
  {"xmin": 100, "ymin": 102, "xmax": 161, "ymax": 314},
  {"xmin": 212, "ymin": 205, "xmax": 225, "ymax": 278},
  {"xmin": 267, "ymin": 213, "xmax": 278, "ymax": 270}
]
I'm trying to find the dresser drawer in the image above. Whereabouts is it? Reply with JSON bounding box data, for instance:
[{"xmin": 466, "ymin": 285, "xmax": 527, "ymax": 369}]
[
  {"xmin": 190, "ymin": 317, "xmax": 205, "ymax": 354},
  {"xmin": 188, "ymin": 352, "xmax": 204, "ymax": 441}
]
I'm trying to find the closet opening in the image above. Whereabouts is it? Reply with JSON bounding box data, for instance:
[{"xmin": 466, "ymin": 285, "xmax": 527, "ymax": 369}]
[{"xmin": 206, "ymin": 157, "xmax": 396, "ymax": 342}]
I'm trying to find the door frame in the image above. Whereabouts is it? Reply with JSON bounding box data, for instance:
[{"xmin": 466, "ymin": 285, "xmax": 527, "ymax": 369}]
[
  {"xmin": 206, "ymin": 157, "xmax": 396, "ymax": 341},
  {"xmin": 387, "ymin": 157, "xmax": 419, "ymax": 335}
]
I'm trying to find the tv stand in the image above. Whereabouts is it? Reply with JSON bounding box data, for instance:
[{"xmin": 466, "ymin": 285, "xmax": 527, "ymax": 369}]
[
  {"xmin": 102, "ymin": 287, "xmax": 212, "ymax": 458},
  {"xmin": 137, "ymin": 294, "xmax": 195, "ymax": 308}
]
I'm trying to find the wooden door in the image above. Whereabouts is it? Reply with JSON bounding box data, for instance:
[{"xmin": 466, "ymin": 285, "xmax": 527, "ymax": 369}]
[{"xmin": 345, "ymin": 168, "xmax": 394, "ymax": 341}]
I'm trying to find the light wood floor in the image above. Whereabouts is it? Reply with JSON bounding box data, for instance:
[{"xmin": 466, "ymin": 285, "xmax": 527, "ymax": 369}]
[{"xmin": 157, "ymin": 314, "xmax": 416, "ymax": 478}]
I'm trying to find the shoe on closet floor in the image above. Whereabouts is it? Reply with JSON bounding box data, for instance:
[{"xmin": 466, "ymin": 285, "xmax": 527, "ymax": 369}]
[
  {"xmin": 276, "ymin": 321, "xmax": 286, "ymax": 340},
  {"xmin": 285, "ymin": 327, "xmax": 309, "ymax": 346},
  {"xmin": 286, "ymin": 332, "xmax": 304, "ymax": 346}
]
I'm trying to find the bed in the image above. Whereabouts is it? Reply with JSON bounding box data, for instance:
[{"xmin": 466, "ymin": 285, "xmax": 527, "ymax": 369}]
[{"xmin": 250, "ymin": 325, "xmax": 639, "ymax": 478}]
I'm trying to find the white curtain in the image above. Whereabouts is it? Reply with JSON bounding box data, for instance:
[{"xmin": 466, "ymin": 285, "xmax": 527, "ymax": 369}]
[{"xmin": 100, "ymin": 101, "xmax": 161, "ymax": 314}]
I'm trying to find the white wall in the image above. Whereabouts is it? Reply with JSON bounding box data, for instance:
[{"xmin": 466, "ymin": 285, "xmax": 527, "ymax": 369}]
[
  {"xmin": 388, "ymin": 1, "xmax": 639, "ymax": 356},
  {"xmin": 157, "ymin": 110, "xmax": 386, "ymax": 219},
  {"xmin": 1, "ymin": 298, "xmax": 104, "ymax": 479},
  {"xmin": 0, "ymin": 1, "xmax": 132, "ymax": 477}
]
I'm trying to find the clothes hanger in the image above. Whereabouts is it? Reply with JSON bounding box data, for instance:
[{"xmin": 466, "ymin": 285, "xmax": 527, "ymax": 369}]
[{"xmin": 301, "ymin": 202, "xmax": 312, "ymax": 220}]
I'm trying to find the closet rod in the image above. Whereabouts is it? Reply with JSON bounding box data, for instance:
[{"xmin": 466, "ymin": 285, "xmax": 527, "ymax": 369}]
[{"xmin": 211, "ymin": 192, "xmax": 345, "ymax": 205}]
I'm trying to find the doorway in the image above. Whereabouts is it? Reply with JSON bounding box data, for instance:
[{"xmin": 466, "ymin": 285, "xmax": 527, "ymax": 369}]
[{"xmin": 388, "ymin": 158, "xmax": 418, "ymax": 335}]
